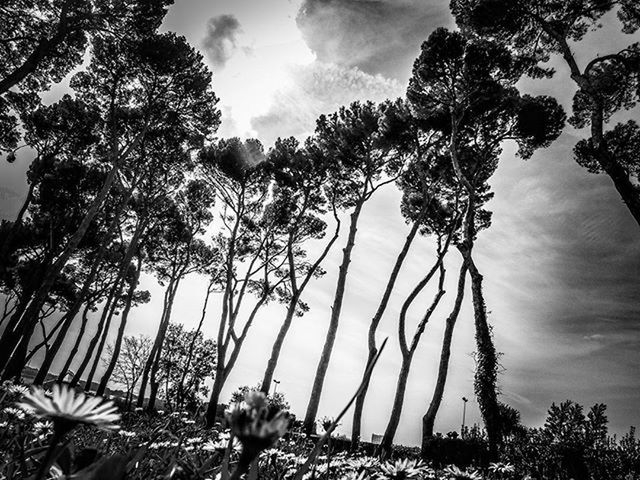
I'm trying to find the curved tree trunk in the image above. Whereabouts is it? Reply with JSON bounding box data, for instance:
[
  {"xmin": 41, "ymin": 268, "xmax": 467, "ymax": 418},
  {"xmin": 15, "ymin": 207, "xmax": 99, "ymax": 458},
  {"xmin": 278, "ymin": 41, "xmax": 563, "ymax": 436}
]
[
  {"xmin": 422, "ymin": 261, "xmax": 467, "ymax": 448},
  {"xmin": 378, "ymin": 258, "xmax": 447, "ymax": 458},
  {"xmin": 302, "ymin": 200, "xmax": 364, "ymax": 435},
  {"xmin": 350, "ymin": 214, "xmax": 422, "ymax": 450}
]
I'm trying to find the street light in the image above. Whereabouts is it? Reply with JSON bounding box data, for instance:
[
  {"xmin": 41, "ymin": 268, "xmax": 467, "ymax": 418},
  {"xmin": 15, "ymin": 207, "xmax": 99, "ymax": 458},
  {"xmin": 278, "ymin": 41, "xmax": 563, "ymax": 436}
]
[
  {"xmin": 273, "ymin": 379, "xmax": 281, "ymax": 395},
  {"xmin": 461, "ymin": 397, "xmax": 468, "ymax": 437}
]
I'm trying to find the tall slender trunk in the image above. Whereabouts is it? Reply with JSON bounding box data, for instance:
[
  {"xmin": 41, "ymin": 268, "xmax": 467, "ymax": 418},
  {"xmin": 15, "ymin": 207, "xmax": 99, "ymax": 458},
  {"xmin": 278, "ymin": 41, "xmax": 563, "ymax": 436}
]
[
  {"xmin": 378, "ymin": 258, "xmax": 447, "ymax": 457},
  {"xmin": 303, "ymin": 200, "xmax": 364, "ymax": 435},
  {"xmin": 177, "ymin": 281, "xmax": 213, "ymax": 408},
  {"xmin": 68, "ymin": 276, "xmax": 122, "ymax": 388},
  {"xmin": 449, "ymin": 110, "xmax": 502, "ymax": 459},
  {"xmin": 146, "ymin": 279, "xmax": 181, "ymax": 411},
  {"xmin": 350, "ymin": 214, "xmax": 423, "ymax": 449},
  {"xmin": 96, "ymin": 256, "xmax": 141, "ymax": 395},
  {"xmin": 35, "ymin": 183, "xmax": 135, "ymax": 384},
  {"xmin": 57, "ymin": 302, "xmax": 92, "ymax": 382},
  {"xmin": 422, "ymin": 261, "xmax": 467, "ymax": 448},
  {"xmin": 260, "ymin": 301, "xmax": 296, "ymax": 394},
  {"xmin": 0, "ymin": 129, "xmax": 146, "ymax": 373},
  {"xmin": 260, "ymin": 215, "xmax": 340, "ymax": 395},
  {"xmin": 465, "ymin": 249, "xmax": 501, "ymax": 459},
  {"xmin": 137, "ymin": 278, "xmax": 179, "ymax": 409}
]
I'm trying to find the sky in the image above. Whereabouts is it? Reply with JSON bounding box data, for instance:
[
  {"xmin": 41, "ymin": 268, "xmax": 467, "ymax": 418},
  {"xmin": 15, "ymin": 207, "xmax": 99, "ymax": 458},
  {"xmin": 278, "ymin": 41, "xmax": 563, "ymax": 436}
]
[{"xmin": 1, "ymin": 0, "xmax": 640, "ymax": 446}]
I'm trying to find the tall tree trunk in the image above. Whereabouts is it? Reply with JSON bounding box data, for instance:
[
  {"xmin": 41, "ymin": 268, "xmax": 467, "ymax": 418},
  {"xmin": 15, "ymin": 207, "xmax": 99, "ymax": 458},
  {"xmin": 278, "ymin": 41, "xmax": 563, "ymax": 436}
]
[
  {"xmin": 378, "ymin": 259, "xmax": 447, "ymax": 457},
  {"xmin": 465, "ymin": 250, "xmax": 501, "ymax": 459},
  {"xmin": 57, "ymin": 302, "xmax": 92, "ymax": 382},
  {"xmin": 137, "ymin": 278, "xmax": 179, "ymax": 409},
  {"xmin": 303, "ymin": 200, "xmax": 364, "ymax": 435},
  {"xmin": 96, "ymin": 256, "xmax": 141, "ymax": 395},
  {"xmin": 380, "ymin": 353, "xmax": 413, "ymax": 456},
  {"xmin": 260, "ymin": 301, "xmax": 296, "ymax": 394},
  {"xmin": 422, "ymin": 261, "xmax": 467, "ymax": 448},
  {"xmin": 350, "ymin": 214, "xmax": 423, "ymax": 450},
  {"xmin": 0, "ymin": 130, "xmax": 145, "ymax": 373},
  {"xmin": 177, "ymin": 280, "xmax": 213, "ymax": 408},
  {"xmin": 260, "ymin": 216, "xmax": 340, "ymax": 395},
  {"xmin": 35, "ymin": 183, "xmax": 135, "ymax": 383},
  {"xmin": 68, "ymin": 277, "xmax": 122, "ymax": 388}
]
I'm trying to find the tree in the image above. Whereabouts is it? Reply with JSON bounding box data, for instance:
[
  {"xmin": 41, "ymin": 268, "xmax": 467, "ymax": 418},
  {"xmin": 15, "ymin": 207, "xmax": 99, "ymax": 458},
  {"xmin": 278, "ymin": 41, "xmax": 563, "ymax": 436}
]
[
  {"xmin": 136, "ymin": 180, "xmax": 216, "ymax": 409},
  {"xmin": 350, "ymin": 99, "xmax": 448, "ymax": 450},
  {"xmin": 259, "ymin": 137, "xmax": 341, "ymax": 395},
  {"xmin": 378, "ymin": 154, "xmax": 462, "ymax": 456},
  {"xmin": 101, "ymin": 334, "xmax": 153, "ymax": 408},
  {"xmin": 0, "ymin": 0, "xmax": 174, "ymax": 151},
  {"xmin": 452, "ymin": 0, "xmax": 640, "ymax": 228},
  {"xmin": 200, "ymin": 138, "xmax": 289, "ymax": 426},
  {"xmin": 156, "ymin": 323, "xmax": 216, "ymax": 412},
  {"xmin": 0, "ymin": 29, "xmax": 220, "ymax": 379},
  {"xmin": 302, "ymin": 101, "xmax": 403, "ymax": 435},
  {"xmin": 407, "ymin": 28, "xmax": 565, "ymax": 457}
]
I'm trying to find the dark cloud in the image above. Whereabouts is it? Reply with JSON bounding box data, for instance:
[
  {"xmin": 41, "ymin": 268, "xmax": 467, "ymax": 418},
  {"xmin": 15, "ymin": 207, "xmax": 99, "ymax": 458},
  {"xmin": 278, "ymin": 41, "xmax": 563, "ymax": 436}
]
[
  {"xmin": 202, "ymin": 14, "xmax": 242, "ymax": 68},
  {"xmin": 296, "ymin": 0, "xmax": 453, "ymax": 81}
]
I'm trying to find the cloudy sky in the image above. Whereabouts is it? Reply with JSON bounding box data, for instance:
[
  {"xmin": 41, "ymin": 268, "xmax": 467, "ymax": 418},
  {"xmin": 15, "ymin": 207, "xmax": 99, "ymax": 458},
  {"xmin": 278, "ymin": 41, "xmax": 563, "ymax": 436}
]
[{"xmin": 2, "ymin": 0, "xmax": 640, "ymax": 446}]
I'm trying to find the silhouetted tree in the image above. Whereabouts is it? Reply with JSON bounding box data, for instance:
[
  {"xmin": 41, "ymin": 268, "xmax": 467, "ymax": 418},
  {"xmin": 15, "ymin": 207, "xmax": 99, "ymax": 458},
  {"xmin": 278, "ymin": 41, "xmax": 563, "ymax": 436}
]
[
  {"xmin": 302, "ymin": 101, "xmax": 404, "ymax": 435},
  {"xmin": 452, "ymin": 0, "xmax": 640, "ymax": 227},
  {"xmin": 408, "ymin": 28, "xmax": 565, "ymax": 457},
  {"xmin": 259, "ymin": 137, "xmax": 341, "ymax": 395},
  {"xmin": 200, "ymin": 138, "xmax": 289, "ymax": 426}
]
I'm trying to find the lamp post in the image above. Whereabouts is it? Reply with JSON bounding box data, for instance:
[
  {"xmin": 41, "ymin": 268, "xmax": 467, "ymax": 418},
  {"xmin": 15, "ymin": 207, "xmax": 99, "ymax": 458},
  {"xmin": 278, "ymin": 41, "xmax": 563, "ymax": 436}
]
[
  {"xmin": 461, "ymin": 397, "xmax": 468, "ymax": 437},
  {"xmin": 273, "ymin": 379, "xmax": 281, "ymax": 395}
]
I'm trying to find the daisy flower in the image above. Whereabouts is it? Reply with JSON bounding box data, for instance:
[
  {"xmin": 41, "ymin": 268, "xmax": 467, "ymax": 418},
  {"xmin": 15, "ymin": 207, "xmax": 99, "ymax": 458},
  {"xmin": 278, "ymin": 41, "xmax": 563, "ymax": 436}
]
[{"xmin": 18, "ymin": 384, "xmax": 120, "ymax": 435}]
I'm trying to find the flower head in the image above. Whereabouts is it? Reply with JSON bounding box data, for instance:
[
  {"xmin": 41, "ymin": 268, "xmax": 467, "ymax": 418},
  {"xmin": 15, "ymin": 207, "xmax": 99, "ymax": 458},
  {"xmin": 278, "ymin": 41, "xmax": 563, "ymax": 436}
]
[
  {"xmin": 18, "ymin": 384, "xmax": 120, "ymax": 435},
  {"xmin": 442, "ymin": 465, "xmax": 482, "ymax": 480},
  {"xmin": 226, "ymin": 391, "xmax": 289, "ymax": 465},
  {"xmin": 378, "ymin": 459, "xmax": 429, "ymax": 480}
]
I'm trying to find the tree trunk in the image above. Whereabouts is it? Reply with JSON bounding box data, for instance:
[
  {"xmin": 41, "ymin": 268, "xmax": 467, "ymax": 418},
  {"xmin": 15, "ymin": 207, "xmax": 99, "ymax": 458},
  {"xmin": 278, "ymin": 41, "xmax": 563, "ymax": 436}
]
[
  {"xmin": 57, "ymin": 302, "xmax": 92, "ymax": 382},
  {"xmin": 379, "ymin": 259, "xmax": 447, "ymax": 458},
  {"xmin": 35, "ymin": 183, "xmax": 135, "ymax": 383},
  {"xmin": 303, "ymin": 200, "xmax": 364, "ymax": 435},
  {"xmin": 138, "ymin": 278, "xmax": 180, "ymax": 409},
  {"xmin": 379, "ymin": 353, "xmax": 413, "ymax": 457},
  {"xmin": 96, "ymin": 256, "xmax": 141, "ymax": 395},
  {"xmin": 350, "ymin": 214, "xmax": 422, "ymax": 450},
  {"xmin": 260, "ymin": 301, "xmax": 296, "ymax": 394},
  {"xmin": 422, "ymin": 261, "xmax": 467, "ymax": 449},
  {"xmin": 0, "ymin": 129, "xmax": 146, "ymax": 373},
  {"xmin": 465, "ymin": 252, "xmax": 501, "ymax": 459},
  {"xmin": 68, "ymin": 277, "xmax": 122, "ymax": 388}
]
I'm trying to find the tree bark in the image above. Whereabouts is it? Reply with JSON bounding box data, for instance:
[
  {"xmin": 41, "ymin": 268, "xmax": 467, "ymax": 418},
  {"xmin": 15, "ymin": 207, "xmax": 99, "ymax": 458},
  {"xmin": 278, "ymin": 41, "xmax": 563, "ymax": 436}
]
[
  {"xmin": 303, "ymin": 200, "xmax": 364, "ymax": 435},
  {"xmin": 422, "ymin": 261, "xmax": 467, "ymax": 449}
]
